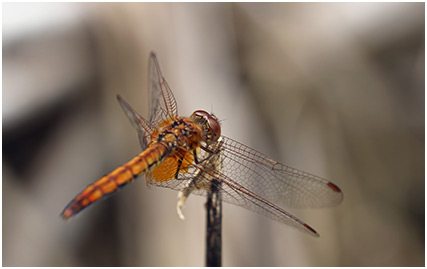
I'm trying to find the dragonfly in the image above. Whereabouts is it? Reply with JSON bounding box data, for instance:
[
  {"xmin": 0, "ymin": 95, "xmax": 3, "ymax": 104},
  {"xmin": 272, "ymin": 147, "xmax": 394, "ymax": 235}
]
[{"xmin": 61, "ymin": 52, "xmax": 343, "ymax": 237}]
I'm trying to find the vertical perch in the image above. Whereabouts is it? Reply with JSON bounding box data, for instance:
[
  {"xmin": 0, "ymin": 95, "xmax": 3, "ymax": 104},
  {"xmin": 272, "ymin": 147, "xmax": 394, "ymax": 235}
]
[{"xmin": 206, "ymin": 179, "xmax": 222, "ymax": 267}]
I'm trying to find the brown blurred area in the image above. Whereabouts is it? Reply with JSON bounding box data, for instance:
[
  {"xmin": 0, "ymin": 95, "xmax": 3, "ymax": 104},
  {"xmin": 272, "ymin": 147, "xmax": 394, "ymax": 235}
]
[{"xmin": 2, "ymin": 2, "xmax": 424, "ymax": 266}]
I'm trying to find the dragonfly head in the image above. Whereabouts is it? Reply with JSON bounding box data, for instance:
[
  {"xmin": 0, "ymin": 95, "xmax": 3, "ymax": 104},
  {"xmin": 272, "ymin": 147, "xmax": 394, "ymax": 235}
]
[{"xmin": 191, "ymin": 110, "xmax": 221, "ymax": 144}]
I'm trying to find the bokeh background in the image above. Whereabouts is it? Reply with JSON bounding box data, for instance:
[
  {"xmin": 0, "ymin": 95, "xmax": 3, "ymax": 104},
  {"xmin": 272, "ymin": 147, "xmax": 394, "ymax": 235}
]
[{"xmin": 3, "ymin": 2, "xmax": 424, "ymax": 266}]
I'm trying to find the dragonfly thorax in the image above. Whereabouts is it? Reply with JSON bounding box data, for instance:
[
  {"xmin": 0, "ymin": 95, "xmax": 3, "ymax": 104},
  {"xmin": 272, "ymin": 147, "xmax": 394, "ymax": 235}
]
[
  {"xmin": 153, "ymin": 116, "xmax": 210, "ymax": 151},
  {"xmin": 190, "ymin": 110, "xmax": 221, "ymax": 145}
]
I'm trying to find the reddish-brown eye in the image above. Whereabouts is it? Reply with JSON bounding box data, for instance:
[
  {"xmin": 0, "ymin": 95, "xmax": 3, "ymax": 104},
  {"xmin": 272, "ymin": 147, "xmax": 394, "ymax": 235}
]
[{"xmin": 191, "ymin": 110, "xmax": 221, "ymax": 144}]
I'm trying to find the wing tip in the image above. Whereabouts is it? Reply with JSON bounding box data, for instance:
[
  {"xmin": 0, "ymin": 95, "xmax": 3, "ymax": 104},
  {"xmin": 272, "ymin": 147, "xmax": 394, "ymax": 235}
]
[
  {"xmin": 304, "ymin": 224, "xmax": 320, "ymax": 237},
  {"xmin": 327, "ymin": 182, "xmax": 342, "ymax": 193}
]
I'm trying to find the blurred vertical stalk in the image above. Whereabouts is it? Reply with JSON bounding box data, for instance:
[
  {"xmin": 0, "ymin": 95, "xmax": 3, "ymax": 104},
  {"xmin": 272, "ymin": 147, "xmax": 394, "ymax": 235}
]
[{"xmin": 206, "ymin": 179, "xmax": 222, "ymax": 267}]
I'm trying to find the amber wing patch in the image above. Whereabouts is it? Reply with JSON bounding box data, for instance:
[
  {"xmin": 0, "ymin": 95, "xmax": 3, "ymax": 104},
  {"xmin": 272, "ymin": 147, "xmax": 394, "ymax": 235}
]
[{"xmin": 149, "ymin": 150, "xmax": 194, "ymax": 182}]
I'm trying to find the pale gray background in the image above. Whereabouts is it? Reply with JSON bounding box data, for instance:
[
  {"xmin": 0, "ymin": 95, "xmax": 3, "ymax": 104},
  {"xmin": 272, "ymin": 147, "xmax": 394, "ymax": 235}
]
[{"xmin": 3, "ymin": 2, "xmax": 424, "ymax": 266}]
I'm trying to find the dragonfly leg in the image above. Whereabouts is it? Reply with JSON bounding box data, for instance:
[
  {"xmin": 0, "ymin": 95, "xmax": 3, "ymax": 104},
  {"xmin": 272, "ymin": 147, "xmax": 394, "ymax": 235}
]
[
  {"xmin": 194, "ymin": 146, "xmax": 222, "ymax": 164},
  {"xmin": 177, "ymin": 139, "xmax": 224, "ymax": 220},
  {"xmin": 177, "ymin": 166, "xmax": 214, "ymax": 219},
  {"xmin": 177, "ymin": 177, "xmax": 198, "ymax": 219},
  {"xmin": 193, "ymin": 149, "xmax": 199, "ymax": 164},
  {"xmin": 200, "ymin": 145, "xmax": 222, "ymax": 155},
  {"xmin": 175, "ymin": 157, "xmax": 184, "ymax": 179}
]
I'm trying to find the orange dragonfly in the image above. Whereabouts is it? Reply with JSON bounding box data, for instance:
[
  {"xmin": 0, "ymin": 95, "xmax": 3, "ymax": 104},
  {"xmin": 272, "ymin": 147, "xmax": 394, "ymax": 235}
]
[{"xmin": 61, "ymin": 52, "xmax": 343, "ymax": 237}]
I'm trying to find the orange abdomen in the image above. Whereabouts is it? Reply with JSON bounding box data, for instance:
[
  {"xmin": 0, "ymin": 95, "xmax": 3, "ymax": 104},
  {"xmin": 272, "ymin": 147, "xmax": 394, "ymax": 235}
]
[{"xmin": 61, "ymin": 143, "xmax": 169, "ymax": 219}]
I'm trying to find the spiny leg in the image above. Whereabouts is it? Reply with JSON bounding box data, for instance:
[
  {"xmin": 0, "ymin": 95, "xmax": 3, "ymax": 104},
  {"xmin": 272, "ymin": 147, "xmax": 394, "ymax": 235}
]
[
  {"xmin": 177, "ymin": 149, "xmax": 213, "ymax": 219},
  {"xmin": 177, "ymin": 139, "xmax": 224, "ymax": 220},
  {"xmin": 177, "ymin": 177, "xmax": 199, "ymax": 220},
  {"xmin": 175, "ymin": 156, "xmax": 184, "ymax": 179},
  {"xmin": 176, "ymin": 151, "xmax": 197, "ymax": 219},
  {"xmin": 195, "ymin": 146, "xmax": 222, "ymax": 164}
]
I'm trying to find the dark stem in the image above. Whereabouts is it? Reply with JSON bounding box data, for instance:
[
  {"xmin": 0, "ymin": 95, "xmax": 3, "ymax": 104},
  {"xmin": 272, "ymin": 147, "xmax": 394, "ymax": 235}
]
[{"xmin": 206, "ymin": 179, "xmax": 222, "ymax": 267}]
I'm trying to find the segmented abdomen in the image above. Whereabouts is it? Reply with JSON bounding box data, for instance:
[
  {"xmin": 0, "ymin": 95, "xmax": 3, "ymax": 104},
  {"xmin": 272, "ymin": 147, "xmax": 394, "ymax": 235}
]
[{"xmin": 61, "ymin": 143, "xmax": 169, "ymax": 219}]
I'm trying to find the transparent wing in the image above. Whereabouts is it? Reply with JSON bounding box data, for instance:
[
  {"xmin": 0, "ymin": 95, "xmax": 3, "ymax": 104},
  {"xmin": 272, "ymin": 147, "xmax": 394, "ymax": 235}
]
[
  {"xmin": 149, "ymin": 52, "xmax": 178, "ymax": 126},
  {"xmin": 217, "ymin": 136, "xmax": 343, "ymax": 209},
  {"xmin": 116, "ymin": 94, "xmax": 154, "ymax": 150},
  {"xmin": 151, "ymin": 175, "xmax": 319, "ymax": 236},
  {"xmin": 148, "ymin": 136, "xmax": 343, "ymax": 237},
  {"xmin": 116, "ymin": 52, "xmax": 179, "ymax": 149}
]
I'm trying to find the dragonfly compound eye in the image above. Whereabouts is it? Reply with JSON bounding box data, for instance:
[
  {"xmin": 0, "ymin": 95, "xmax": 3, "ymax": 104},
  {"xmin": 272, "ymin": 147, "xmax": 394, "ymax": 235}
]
[{"xmin": 191, "ymin": 110, "xmax": 221, "ymax": 144}]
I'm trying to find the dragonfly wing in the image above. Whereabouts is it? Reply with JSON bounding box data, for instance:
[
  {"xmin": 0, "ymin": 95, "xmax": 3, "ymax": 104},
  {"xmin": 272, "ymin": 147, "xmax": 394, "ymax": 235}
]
[
  {"xmin": 117, "ymin": 94, "xmax": 154, "ymax": 150},
  {"xmin": 145, "ymin": 139, "xmax": 320, "ymax": 236},
  {"xmin": 219, "ymin": 136, "xmax": 343, "ymax": 209},
  {"xmin": 209, "ymin": 172, "xmax": 320, "ymax": 237},
  {"xmin": 149, "ymin": 52, "xmax": 178, "ymax": 126},
  {"xmin": 198, "ymin": 140, "xmax": 320, "ymax": 236}
]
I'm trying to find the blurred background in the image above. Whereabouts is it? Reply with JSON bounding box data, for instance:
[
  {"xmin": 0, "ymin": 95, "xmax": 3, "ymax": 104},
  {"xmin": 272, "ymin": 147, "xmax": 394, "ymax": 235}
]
[{"xmin": 2, "ymin": 2, "xmax": 424, "ymax": 266}]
